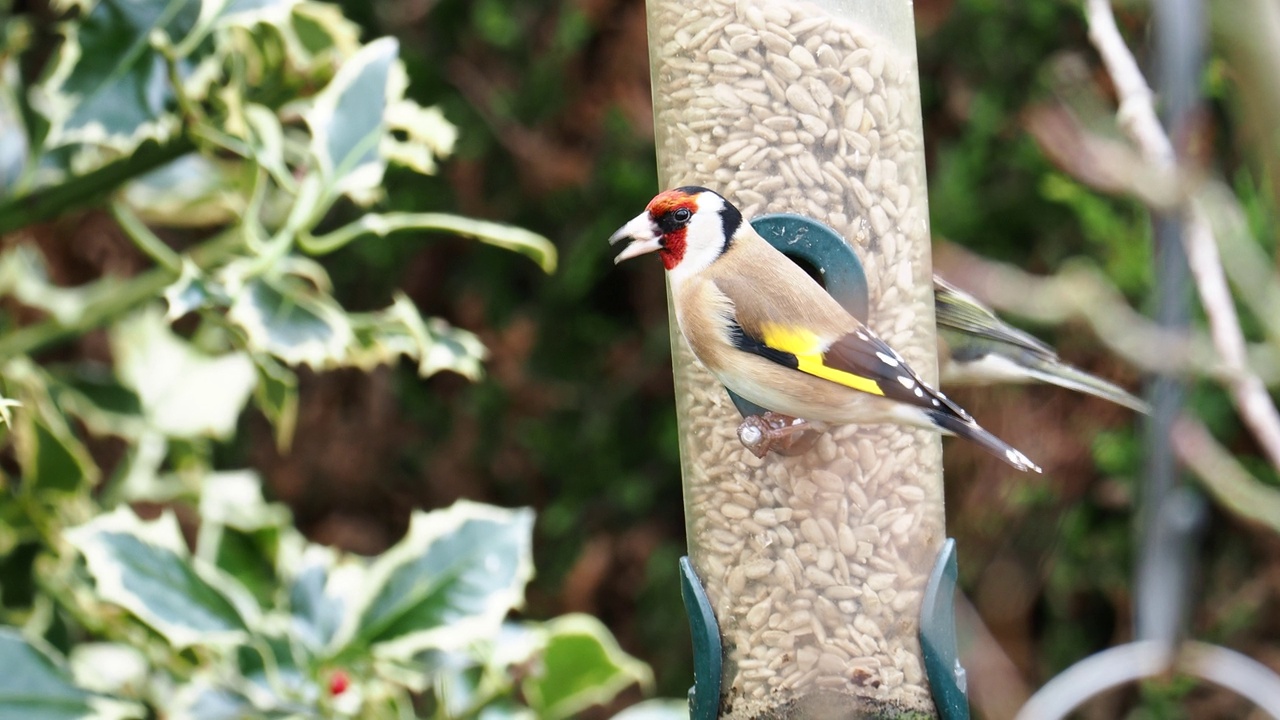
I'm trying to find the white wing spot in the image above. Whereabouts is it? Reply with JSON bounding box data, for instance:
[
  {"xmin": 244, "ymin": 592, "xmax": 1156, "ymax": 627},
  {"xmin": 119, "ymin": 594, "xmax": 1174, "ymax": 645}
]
[
  {"xmin": 876, "ymin": 351, "xmax": 899, "ymax": 367},
  {"xmin": 897, "ymin": 375, "xmax": 916, "ymax": 390},
  {"xmin": 931, "ymin": 398, "xmax": 940, "ymax": 406},
  {"xmin": 914, "ymin": 387, "xmax": 924, "ymax": 398},
  {"xmin": 855, "ymin": 330, "xmax": 869, "ymax": 340}
]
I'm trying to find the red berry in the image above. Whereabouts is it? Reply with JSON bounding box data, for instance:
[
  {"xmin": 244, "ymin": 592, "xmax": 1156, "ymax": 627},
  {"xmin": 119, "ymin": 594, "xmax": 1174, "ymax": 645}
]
[{"xmin": 329, "ymin": 670, "xmax": 350, "ymax": 696}]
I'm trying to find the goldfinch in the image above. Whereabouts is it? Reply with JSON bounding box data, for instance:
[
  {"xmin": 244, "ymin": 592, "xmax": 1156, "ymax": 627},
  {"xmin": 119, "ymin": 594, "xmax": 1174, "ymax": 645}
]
[
  {"xmin": 610, "ymin": 187, "xmax": 1041, "ymax": 473},
  {"xmin": 934, "ymin": 276, "xmax": 1150, "ymax": 413}
]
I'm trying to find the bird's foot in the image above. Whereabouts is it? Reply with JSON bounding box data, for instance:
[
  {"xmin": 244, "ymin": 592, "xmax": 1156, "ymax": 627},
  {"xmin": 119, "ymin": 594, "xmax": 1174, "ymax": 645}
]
[{"xmin": 737, "ymin": 412, "xmax": 825, "ymax": 458}]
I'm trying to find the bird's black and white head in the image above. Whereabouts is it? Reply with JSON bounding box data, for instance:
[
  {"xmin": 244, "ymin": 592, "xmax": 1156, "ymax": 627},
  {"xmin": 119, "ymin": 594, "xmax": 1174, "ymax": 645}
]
[{"xmin": 608, "ymin": 186, "xmax": 743, "ymax": 287}]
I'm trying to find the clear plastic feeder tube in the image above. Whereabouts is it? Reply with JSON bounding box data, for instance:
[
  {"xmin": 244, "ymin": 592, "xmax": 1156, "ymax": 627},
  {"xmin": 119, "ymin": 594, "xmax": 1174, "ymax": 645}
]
[{"xmin": 646, "ymin": 0, "xmax": 944, "ymax": 717}]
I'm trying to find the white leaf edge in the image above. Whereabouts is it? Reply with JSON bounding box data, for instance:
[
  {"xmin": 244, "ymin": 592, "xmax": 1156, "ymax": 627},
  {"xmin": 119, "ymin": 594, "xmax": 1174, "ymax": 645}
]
[
  {"xmin": 532, "ymin": 613, "xmax": 655, "ymax": 720},
  {"xmin": 331, "ymin": 500, "xmax": 535, "ymax": 659},
  {"xmin": 303, "ymin": 36, "xmax": 399, "ymax": 196},
  {"xmin": 65, "ymin": 506, "xmax": 263, "ymax": 649}
]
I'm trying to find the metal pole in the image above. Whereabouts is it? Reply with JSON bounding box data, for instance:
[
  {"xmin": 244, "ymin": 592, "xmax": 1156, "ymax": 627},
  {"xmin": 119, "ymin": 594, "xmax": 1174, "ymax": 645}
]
[{"xmin": 1135, "ymin": 0, "xmax": 1207, "ymax": 648}]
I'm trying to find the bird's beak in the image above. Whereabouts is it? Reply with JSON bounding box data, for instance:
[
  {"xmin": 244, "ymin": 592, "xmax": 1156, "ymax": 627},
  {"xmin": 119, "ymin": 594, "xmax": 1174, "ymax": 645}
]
[{"xmin": 609, "ymin": 212, "xmax": 663, "ymax": 264}]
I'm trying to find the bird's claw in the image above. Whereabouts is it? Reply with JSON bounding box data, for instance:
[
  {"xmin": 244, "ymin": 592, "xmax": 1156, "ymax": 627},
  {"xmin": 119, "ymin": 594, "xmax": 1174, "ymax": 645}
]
[{"xmin": 736, "ymin": 412, "xmax": 824, "ymax": 458}]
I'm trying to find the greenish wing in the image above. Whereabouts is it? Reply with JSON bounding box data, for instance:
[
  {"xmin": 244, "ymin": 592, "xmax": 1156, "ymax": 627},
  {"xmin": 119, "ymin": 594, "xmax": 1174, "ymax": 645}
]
[{"xmin": 933, "ymin": 278, "xmax": 1056, "ymax": 358}]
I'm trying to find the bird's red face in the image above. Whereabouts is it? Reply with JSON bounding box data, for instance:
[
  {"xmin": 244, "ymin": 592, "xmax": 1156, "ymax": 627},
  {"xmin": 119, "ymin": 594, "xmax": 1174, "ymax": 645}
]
[
  {"xmin": 609, "ymin": 188, "xmax": 699, "ymax": 270},
  {"xmin": 610, "ymin": 187, "xmax": 742, "ymax": 282},
  {"xmin": 643, "ymin": 190, "xmax": 698, "ymax": 269}
]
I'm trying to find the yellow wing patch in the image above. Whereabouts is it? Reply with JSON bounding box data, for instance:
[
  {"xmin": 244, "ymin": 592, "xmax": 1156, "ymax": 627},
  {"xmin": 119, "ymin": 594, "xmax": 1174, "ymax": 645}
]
[{"xmin": 759, "ymin": 323, "xmax": 885, "ymax": 397}]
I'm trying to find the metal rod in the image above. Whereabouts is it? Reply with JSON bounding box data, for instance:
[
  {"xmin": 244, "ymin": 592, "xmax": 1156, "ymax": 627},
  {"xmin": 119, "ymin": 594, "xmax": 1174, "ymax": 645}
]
[{"xmin": 1135, "ymin": 0, "xmax": 1206, "ymax": 648}]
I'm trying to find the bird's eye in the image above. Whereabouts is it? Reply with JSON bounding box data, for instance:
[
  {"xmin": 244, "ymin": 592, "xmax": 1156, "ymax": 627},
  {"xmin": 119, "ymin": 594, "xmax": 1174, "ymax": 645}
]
[{"xmin": 673, "ymin": 208, "xmax": 692, "ymax": 223}]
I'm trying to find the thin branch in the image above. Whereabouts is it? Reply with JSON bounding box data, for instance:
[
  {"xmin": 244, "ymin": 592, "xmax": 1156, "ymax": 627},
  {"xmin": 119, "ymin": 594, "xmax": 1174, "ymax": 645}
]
[
  {"xmin": 1185, "ymin": 204, "xmax": 1280, "ymax": 469},
  {"xmin": 1084, "ymin": 0, "xmax": 1175, "ymax": 165},
  {"xmin": 1171, "ymin": 415, "xmax": 1280, "ymax": 535},
  {"xmin": 1086, "ymin": 0, "xmax": 1280, "ymax": 472}
]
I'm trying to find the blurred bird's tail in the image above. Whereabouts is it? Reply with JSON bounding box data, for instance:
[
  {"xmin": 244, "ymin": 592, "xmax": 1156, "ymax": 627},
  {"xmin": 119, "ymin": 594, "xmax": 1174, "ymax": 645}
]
[
  {"xmin": 928, "ymin": 410, "xmax": 1042, "ymax": 473},
  {"xmin": 1023, "ymin": 359, "xmax": 1150, "ymax": 414}
]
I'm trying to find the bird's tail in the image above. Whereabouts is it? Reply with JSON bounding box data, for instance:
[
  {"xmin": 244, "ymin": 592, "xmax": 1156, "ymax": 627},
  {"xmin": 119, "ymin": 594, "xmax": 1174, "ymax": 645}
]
[
  {"xmin": 928, "ymin": 410, "xmax": 1042, "ymax": 473},
  {"xmin": 1022, "ymin": 359, "xmax": 1150, "ymax": 414}
]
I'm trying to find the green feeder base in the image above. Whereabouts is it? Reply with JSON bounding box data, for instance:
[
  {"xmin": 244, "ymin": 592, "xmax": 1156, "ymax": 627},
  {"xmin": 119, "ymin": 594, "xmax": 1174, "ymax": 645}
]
[
  {"xmin": 679, "ymin": 540, "xmax": 970, "ymax": 720},
  {"xmin": 921, "ymin": 539, "xmax": 969, "ymax": 720},
  {"xmin": 680, "ymin": 556, "xmax": 722, "ymax": 720}
]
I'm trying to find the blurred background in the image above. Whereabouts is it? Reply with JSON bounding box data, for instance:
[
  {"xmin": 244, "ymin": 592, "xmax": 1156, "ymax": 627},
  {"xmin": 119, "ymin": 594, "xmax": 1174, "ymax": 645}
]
[{"xmin": 5, "ymin": 0, "xmax": 1280, "ymax": 717}]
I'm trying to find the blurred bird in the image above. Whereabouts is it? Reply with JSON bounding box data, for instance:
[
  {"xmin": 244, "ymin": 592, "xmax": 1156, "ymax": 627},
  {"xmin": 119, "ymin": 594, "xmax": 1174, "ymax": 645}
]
[
  {"xmin": 933, "ymin": 276, "xmax": 1149, "ymax": 414},
  {"xmin": 610, "ymin": 186, "xmax": 1040, "ymax": 472}
]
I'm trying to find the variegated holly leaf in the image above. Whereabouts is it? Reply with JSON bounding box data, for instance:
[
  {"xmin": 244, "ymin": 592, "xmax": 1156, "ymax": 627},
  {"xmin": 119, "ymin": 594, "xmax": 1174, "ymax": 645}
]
[
  {"xmin": 234, "ymin": 630, "xmax": 315, "ymax": 709},
  {"xmin": 65, "ymin": 506, "xmax": 260, "ymax": 649},
  {"xmin": 523, "ymin": 614, "xmax": 654, "ymax": 720},
  {"xmin": 121, "ymin": 153, "xmax": 242, "ymax": 227},
  {"xmin": 32, "ymin": 0, "xmax": 203, "ymax": 153},
  {"xmin": 0, "ymin": 59, "xmax": 29, "ymax": 195},
  {"xmin": 338, "ymin": 501, "xmax": 534, "ymax": 659},
  {"xmin": 5, "ymin": 358, "xmax": 101, "ymax": 492},
  {"xmin": 195, "ymin": 470, "xmax": 292, "ymax": 604},
  {"xmin": 348, "ymin": 293, "xmax": 488, "ymax": 380},
  {"xmin": 0, "ymin": 629, "xmax": 143, "ymax": 720},
  {"xmin": 288, "ymin": 544, "xmax": 357, "ymax": 652},
  {"xmin": 68, "ymin": 643, "xmax": 148, "ymax": 697},
  {"xmin": 162, "ymin": 258, "xmax": 222, "ymax": 321},
  {"xmin": 300, "ymin": 212, "xmax": 557, "ymax": 273},
  {"xmin": 225, "ymin": 273, "xmax": 353, "ymax": 369},
  {"xmin": 0, "ymin": 244, "xmax": 127, "ymax": 325},
  {"xmin": 111, "ymin": 307, "xmax": 257, "ymax": 439},
  {"xmin": 251, "ymin": 352, "xmax": 298, "ymax": 451},
  {"xmin": 380, "ymin": 82, "xmax": 456, "ymax": 176},
  {"xmin": 303, "ymin": 36, "xmax": 398, "ymax": 203},
  {"xmin": 45, "ymin": 362, "xmax": 147, "ymax": 440}
]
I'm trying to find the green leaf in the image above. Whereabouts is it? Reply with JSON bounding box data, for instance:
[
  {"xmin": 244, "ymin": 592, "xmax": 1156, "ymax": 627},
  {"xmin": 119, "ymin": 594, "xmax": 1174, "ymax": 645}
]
[
  {"xmin": 0, "ymin": 629, "xmax": 142, "ymax": 720},
  {"xmin": 13, "ymin": 408, "xmax": 98, "ymax": 493},
  {"xmin": 349, "ymin": 293, "xmax": 488, "ymax": 380},
  {"xmin": 7, "ymin": 359, "xmax": 100, "ymax": 492},
  {"xmin": 300, "ymin": 212, "xmax": 558, "ymax": 274},
  {"xmin": 196, "ymin": 471, "xmax": 291, "ymax": 604},
  {"xmin": 121, "ymin": 154, "xmax": 242, "ymax": 228},
  {"xmin": 287, "ymin": 545, "xmax": 351, "ymax": 651},
  {"xmin": 226, "ymin": 274, "xmax": 353, "ymax": 369},
  {"xmin": 524, "ymin": 614, "xmax": 653, "ymax": 720},
  {"xmin": 234, "ymin": 632, "xmax": 314, "ymax": 709},
  {"xmin": 66, "ymin": 506, "xmax": 258, "ymax": 648},
  {"xmin": 32, "ymin": 0, "xmax": 203, "ymax": 152},
  {"xmin": 0, "ymin": 245, "xmax": 128, "ymax": 326},
  {"xmin": 0, "ymin": 59, "xmax": 29, "ymax": 195},
  {"xmin": 0, "ymin": 628, "xmax": 92, "ymax": 717},
  {"xmin": 111, "ymin": 306, "xmax": 256, "ymax": 439},
  {"xmin": 342, "ymin": 501, "xmax": 535, "ymax": 658},
  {"xmin": 304, "ymin": 36, "xmax": 398, "ymax": 201},
  {"xmin": 168, "ymin": 681, "xmax": 271, "ymax": 720},
  {"xmin": 251, "ymin": 352, "xmax": 298, "ymax": 452},
  {"xmin": 46, "ymin": 364, "xmax": 146, "ymax": 440},
  {"xmin": 161, "ymin": 259, "xmax": 222, "ymax": 321}
]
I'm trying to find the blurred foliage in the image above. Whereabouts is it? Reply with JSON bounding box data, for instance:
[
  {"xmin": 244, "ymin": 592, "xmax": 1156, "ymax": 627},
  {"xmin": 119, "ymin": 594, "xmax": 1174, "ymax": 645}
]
[
  {"xmin": 0, "ymin": 0, "xmax": 1276, "ymax": 717},
  {"xmin": 0, "ymin": 0, "xmax": 663, "ymax": 716}
]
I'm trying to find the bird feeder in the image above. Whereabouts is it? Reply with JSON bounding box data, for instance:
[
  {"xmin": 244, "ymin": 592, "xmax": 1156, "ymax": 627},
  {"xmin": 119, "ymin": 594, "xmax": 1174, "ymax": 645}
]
[{"xmin": 645, "ymin": 0, "xmax": 958, "ymax": 718}]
